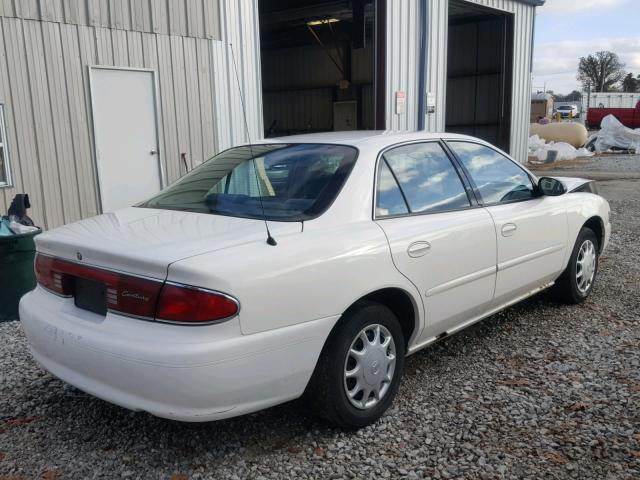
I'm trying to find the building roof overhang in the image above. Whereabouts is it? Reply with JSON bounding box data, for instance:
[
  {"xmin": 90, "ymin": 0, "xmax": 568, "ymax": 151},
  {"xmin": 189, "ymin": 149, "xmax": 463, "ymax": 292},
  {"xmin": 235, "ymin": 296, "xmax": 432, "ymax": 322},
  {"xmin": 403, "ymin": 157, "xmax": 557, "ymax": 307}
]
[{"xmin": 516, "ymin": 0, "xmax": 546, "ymax": 6}]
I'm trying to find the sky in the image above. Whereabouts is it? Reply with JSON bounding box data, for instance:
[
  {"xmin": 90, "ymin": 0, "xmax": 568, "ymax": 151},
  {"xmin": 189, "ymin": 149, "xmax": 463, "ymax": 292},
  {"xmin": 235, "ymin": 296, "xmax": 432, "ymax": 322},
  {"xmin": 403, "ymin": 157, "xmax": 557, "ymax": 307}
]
[{"xmin": 532, "ymin": 0, "xmax": 640, "ymax": 95}]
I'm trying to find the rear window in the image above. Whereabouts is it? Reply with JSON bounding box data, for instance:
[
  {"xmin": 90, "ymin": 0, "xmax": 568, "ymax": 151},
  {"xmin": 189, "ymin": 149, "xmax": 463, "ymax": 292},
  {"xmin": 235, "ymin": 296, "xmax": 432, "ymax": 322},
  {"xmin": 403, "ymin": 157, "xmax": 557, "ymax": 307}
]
[{"xmin": 138, "ymin": 143, "xmax": 358, "ymax": 221}]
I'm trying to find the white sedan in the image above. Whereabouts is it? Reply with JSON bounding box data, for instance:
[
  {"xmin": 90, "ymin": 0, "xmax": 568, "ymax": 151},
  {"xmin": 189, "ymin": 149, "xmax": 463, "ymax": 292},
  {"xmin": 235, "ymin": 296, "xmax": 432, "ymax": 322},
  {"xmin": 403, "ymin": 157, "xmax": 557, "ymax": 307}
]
[
  {"xmin": 20, "ymin": 131, "xmax": 610, "ymax": 428},
  {"xmin": 554, "ymin": 104, "xmax": 580, "ymax": 119}
]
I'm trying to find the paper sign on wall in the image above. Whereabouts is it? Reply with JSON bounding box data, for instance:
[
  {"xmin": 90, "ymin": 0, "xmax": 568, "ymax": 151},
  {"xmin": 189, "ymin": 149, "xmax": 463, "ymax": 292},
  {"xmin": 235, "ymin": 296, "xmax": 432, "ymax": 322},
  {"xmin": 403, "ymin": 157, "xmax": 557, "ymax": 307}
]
[
  {"xmin": 395, "ymin": 91, "xmax": 406, "ymax": 115},
  {"xmin": 427, "ymin": 92, "xmax": 436, "ymax": 114}
]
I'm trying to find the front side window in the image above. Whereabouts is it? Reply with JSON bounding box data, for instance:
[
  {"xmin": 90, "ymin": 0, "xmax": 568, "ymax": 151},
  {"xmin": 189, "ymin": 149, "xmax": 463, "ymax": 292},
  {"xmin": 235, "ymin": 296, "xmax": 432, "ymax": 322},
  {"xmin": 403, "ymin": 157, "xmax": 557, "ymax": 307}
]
[
  {"xmin": 448, "ymin": 142, "xmax": 535, "ymax": 205},
  {"xmin": 139, "ymin": 143, "xmax": 358, "ymax": 221},
  {"xmin": 376, "ymin": 142, "xmax": 470, "ymax": 217},
  {"xmin": 0, "ymin": 105, "xmax": 12, "ymax": 187}
]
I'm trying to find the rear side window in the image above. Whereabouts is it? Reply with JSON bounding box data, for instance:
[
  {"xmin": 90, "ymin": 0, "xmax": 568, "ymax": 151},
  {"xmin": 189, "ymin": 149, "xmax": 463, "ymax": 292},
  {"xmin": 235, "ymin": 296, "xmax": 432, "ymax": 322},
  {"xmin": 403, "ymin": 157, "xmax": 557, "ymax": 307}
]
[
  {"xmin": 376, "ymin": 161, "xmax": 409, "ymax": 217},
  {"xmin": 139, "ymin": 143, "xmax": 358, "ymax": 221},
  {"xmin": 448, "ymin": 142, "xmax": 535, "ymax": 205},
  {"xmin": 376, "ymin": 142, "xmax": 470, "ymax": 217}
]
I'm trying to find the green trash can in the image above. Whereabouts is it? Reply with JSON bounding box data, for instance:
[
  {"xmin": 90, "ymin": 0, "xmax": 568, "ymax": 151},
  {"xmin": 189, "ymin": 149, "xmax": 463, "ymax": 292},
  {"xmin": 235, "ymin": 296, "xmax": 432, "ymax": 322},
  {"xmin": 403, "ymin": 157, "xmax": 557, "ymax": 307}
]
[{"xmin": 0, "ymin": 228, "xmax": 41, "ymax": 321}]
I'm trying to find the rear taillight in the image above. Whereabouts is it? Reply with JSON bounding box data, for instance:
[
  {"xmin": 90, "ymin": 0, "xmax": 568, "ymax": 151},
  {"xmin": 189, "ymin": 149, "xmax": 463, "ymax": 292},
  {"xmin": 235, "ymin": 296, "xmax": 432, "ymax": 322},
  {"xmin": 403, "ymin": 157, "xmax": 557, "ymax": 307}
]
[
  {"xmin": 35, "ymin": 255, "xmax": 74, "ymax": 296},
  {"xmin": 156, "ymin": 283, "xmax": 239, "ymax": 324},
  {"xmin": 36, "ymin": 254, "xmax": 162, "ymax": 317},
  {"xmin": 35, "ymin": 254, "xmax": 238, "ymax": 324},
  {"xmin": 104, "ymin": 274, "xmax": 162, "ymax": 318}
]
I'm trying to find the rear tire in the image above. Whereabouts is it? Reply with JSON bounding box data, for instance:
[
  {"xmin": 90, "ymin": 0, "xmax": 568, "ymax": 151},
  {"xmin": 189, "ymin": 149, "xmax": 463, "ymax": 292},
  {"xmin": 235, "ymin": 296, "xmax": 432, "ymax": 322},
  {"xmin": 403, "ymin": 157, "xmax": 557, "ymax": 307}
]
[
  {"xmin": 552, "ymin": 227, "xmax": 599, "ymax": 304},
  {"xmin": 306, "ymin": 301, "xmax": 405, "ymax": 428}
]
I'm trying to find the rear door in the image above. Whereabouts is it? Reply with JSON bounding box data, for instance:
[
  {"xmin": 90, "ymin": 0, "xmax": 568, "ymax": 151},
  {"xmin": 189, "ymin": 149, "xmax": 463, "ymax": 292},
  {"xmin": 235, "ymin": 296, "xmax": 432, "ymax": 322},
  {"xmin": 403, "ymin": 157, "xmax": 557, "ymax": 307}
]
[
  {"xmin": 375, "ymin": 141, "xmax": 497, "ymax": 341},
  {"xmin": 447, "ymin": 141, "xmax": 568, "ymax": 305}
]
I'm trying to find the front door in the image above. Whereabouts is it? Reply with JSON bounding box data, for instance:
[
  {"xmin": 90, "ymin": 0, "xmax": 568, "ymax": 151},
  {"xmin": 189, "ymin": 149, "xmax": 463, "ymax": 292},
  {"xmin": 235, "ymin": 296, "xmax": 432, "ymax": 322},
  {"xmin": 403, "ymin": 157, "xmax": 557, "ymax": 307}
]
[
  {"xmin": 90, "ymin": 67, "xmax": 162, "ymax": 212},
  {"xmin": 446, "ymin": 141, "xmax": 568, "ymax": 305},
  {"xmin": 485, "ymin": 198, "xmax": 567, "ymax": 304},
  {"xmin": 374, "ymin": 142, "xmax": 497, "ymax": 341}
]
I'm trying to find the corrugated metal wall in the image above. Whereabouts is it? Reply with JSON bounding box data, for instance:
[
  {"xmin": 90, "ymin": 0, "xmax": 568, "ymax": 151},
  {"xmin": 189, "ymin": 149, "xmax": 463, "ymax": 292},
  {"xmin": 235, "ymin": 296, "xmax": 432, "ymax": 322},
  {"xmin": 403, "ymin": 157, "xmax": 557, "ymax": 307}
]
[
  {"xmin": 385, "ymin": 0, "xmax": 535, "ymax": 162},
  {"xmin": 385, "ymin": 0, "xmax": 421, "ymax": 131},
  {"xmin": 261, "ymin": 45, "xmax": 342, "ymax": 133},
  {"xmin": 582, "ymin": 92, "xmax": 640, "ymax": 110},
  {"xmin": 426, "ymin": 0, "xmax": 536, "ymax": 162},
  {"xmin": 0, "ymin": 0, "xmax": 221, "ymax": 38},
  {"xmin": 0, "ymin": 0, "xmax": 262, "ymax": 229},
  {"xmin": 261, "ymin": 44, "xmax": 374, "ymax": 134},
  {"xmin": 446, "ymin": 17, "xmax": 506, "ymax": 148}
]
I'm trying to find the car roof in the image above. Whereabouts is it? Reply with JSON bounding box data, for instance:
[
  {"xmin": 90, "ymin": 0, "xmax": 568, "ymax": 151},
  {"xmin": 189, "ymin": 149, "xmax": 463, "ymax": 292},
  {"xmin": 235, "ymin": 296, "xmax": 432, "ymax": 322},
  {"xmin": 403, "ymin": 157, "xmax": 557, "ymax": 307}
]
[{"xmin": 264, "ymin": 130, "xmax": 485, "ymax": 150}]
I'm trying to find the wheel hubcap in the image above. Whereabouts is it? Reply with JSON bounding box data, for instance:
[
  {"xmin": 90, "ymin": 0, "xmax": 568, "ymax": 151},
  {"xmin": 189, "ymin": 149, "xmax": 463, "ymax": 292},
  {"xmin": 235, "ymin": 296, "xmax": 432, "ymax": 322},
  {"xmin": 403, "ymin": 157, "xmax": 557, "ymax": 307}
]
[
  {"xmin": 343, "ymin": 324, "xmax": 396, "ymax": 410},
  {"xmin": 576, "ymin": 239, "xmax": 597, "ymax": 294}
]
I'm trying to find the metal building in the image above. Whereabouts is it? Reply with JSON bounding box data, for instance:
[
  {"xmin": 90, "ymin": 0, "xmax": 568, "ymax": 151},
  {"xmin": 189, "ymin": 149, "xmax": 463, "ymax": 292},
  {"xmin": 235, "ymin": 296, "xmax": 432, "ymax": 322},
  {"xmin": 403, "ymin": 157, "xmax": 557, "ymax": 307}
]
[
  {"xmin": 260, "ymin": 0, "xmax": 542, "ymax": 162},
  {"xmin": 0, "ymin": 0, "xmax": 543, "ymax": 229},
  {"xmin": 0, "ymin": 0, "xmax": 262, "ymax": 229}
]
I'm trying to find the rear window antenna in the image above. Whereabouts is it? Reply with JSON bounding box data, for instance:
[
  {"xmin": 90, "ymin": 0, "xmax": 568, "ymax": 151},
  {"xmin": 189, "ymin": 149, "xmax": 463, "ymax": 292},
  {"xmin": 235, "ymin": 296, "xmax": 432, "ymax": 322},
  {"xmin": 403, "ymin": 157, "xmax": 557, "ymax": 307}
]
[{"xmin": 229, "ymin": 42, "xmax": 277, "ymax": 246}]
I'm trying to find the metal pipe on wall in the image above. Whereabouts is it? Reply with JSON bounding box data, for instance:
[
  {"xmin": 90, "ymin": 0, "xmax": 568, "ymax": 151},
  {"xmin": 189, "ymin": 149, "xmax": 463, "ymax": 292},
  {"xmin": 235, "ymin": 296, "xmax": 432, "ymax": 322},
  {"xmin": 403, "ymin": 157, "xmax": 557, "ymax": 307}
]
[{"xmin": 417, "ymin": 0, "xmax": 429, "ymax": 130}]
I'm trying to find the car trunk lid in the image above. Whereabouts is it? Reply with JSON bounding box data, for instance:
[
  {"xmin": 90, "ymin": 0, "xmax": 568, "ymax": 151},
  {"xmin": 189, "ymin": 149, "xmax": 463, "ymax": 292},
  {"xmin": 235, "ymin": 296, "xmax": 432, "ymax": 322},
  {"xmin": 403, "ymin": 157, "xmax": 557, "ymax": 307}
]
[{"xmin": 35, "ymin": 207, "xmax": 302, "ymax": 280}]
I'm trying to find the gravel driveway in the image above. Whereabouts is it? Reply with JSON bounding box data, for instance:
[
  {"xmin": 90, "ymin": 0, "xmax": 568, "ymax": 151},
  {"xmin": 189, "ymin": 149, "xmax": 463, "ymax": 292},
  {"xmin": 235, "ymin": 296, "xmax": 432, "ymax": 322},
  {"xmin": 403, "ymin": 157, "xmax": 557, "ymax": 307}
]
[
  {"xmin": 2, "ymin": 160, "xmax": 639, "ymax": 479},
  {"xmin": 532, "ymin": 152, "xmax": 640, "ymax": 180}
]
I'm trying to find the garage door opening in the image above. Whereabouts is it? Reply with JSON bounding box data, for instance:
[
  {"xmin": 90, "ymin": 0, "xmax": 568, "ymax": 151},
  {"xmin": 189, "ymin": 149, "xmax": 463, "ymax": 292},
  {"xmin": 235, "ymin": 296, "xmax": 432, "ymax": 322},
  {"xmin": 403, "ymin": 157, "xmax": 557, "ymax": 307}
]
[
  {"xmin": 446, "ymin": 0, "xmax": 514, "ymax": 152},
  {"xmin": 259, "ymin": 0, "xmax": 385, "ymax": 137}
]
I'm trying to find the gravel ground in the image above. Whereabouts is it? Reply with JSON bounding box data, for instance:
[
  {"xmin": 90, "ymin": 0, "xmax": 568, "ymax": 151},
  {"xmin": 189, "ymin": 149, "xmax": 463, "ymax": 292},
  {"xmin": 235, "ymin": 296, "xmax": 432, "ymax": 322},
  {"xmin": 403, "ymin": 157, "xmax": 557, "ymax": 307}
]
[
  {"xmin": 532, "ymin": 152, "xmax": 640, "ymax": 177},
  {"xmin": 2, "ymin": 165, "xmax": 639, "ymax": 479}
]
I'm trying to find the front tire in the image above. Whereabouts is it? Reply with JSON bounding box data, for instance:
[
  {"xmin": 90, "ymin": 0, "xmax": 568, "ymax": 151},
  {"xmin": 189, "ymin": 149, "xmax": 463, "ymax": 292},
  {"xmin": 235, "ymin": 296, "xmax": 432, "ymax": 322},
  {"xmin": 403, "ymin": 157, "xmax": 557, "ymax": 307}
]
[
  {"xmin": 306, "ymin": 301, "xmax": 405, "ymax": 428},
  {"xmin": 553, "ymin": 227, "xmax": 599, "ymax": 304}
]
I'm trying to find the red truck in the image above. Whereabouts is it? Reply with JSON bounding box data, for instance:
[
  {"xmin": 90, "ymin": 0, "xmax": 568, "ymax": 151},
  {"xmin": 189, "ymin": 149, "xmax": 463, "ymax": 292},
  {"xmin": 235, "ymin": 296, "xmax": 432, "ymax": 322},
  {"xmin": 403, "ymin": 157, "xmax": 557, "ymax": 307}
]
[{"xmin": 586, "ymin": 100, "xmax": 640, "ymax": 129}]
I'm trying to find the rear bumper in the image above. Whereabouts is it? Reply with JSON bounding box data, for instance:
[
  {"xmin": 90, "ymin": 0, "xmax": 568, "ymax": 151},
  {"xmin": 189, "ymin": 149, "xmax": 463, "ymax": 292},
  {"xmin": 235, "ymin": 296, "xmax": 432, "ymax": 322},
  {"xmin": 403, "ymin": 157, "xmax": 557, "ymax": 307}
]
[{"xmin": 20, "ymin": 287, "xmax": 338, "ymax": 422}]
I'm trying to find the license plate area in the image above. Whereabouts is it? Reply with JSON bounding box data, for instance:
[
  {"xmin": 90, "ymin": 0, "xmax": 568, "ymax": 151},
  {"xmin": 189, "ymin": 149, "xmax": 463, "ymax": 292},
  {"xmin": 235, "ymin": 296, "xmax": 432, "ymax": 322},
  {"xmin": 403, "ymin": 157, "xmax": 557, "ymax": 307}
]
[{"xmin": 74, "ymin": 277, "xmax": 107, "ymax": 316}]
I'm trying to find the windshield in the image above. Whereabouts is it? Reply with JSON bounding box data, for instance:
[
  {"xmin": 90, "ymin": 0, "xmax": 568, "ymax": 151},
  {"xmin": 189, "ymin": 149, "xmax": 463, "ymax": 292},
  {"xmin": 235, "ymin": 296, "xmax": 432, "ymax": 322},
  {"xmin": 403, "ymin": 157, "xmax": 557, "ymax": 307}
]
[
  {"xmin": 557, "ymin": 106, "xmax": 571, "ymax": 110},
  {"xmin": 138, "ymin": 143, "xmax": 358, "ymax": 221}
]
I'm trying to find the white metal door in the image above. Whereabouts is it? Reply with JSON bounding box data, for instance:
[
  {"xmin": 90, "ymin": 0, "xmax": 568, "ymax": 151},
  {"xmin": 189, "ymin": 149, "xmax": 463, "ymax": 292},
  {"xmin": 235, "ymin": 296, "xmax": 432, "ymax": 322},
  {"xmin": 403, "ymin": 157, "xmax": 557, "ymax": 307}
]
[{"xmin": 90, "ymin": 67, "xmax": 162, "ymax": 212}]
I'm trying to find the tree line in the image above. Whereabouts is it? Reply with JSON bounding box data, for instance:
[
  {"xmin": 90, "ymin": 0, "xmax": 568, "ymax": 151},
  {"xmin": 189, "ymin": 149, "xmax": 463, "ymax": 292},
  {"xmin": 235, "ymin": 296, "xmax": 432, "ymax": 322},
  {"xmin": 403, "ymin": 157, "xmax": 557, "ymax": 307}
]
[{"xmin": 578, "ymin": 51, "xmax": 639, "ymax": 93}]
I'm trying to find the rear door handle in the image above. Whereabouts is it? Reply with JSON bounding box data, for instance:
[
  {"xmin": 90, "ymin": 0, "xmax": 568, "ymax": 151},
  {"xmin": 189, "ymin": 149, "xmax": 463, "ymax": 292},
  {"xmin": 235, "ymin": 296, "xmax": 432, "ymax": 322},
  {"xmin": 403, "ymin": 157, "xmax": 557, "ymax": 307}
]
[
  {"xmin": 501, "ymin": 223, "xmax": 517, "ymax": 237},
  {"xmin": 407, "ymin": 241, "xmax": 431, "ymax": 258}
]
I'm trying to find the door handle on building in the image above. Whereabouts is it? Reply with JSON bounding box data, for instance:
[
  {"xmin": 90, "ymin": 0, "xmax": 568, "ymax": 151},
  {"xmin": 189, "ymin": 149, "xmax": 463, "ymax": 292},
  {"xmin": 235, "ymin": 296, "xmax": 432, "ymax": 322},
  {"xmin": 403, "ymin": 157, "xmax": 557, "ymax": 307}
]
[
  {"xmin": 501, "ymin": 223, "xmax": 517, "ymax": 237},
  {"xmin": 407, "ymin": 241, "xmax": 431, "ymax": 258}
]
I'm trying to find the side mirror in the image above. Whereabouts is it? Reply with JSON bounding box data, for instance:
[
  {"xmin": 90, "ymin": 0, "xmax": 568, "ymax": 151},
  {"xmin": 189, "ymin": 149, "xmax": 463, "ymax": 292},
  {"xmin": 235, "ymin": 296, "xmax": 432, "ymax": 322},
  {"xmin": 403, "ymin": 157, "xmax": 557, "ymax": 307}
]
[{"xmin": 538, "ymin": 177, "xmax": 567, "ymax": 196}]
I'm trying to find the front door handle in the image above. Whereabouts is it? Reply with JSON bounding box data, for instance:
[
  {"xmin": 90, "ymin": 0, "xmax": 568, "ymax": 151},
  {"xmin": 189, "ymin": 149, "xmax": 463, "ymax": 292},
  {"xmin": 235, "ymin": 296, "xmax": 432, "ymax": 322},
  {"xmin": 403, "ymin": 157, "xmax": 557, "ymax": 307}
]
[
  {"xmin": 407, "ymin": 241, "xmax": 431, "ymax": 258},
  {"xmin": 501, "ymin": 223, "xmax": 517, "ymax": 237}
]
